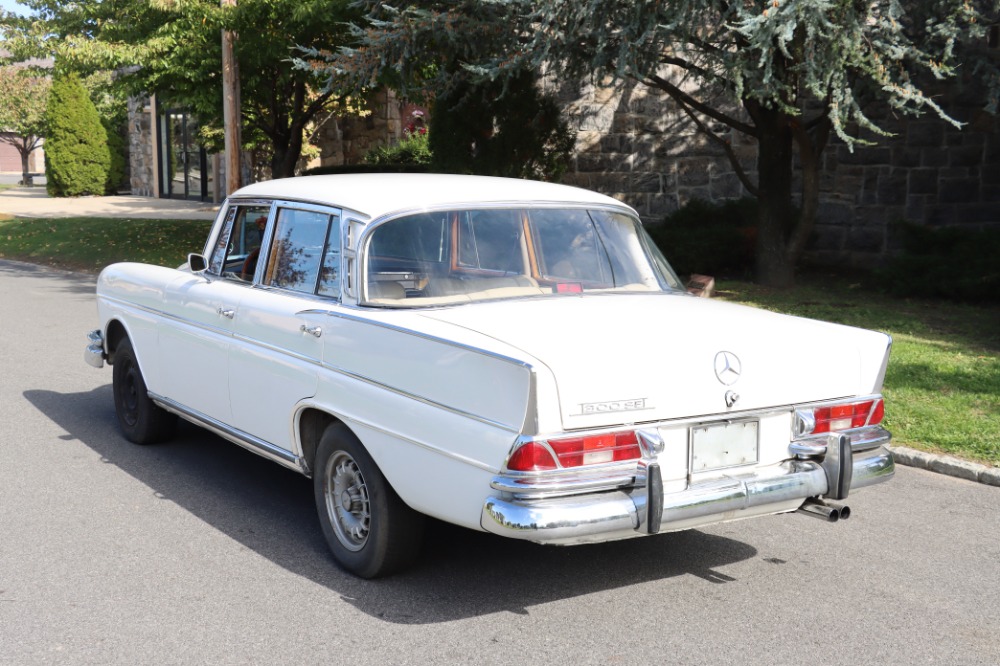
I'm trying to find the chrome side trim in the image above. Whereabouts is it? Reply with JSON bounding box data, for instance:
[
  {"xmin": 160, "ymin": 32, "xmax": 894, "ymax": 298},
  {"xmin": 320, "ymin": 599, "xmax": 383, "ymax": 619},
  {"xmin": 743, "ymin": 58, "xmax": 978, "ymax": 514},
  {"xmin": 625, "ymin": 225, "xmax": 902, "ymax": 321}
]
[
  {"xmin": 317, "ymin": 361, "xmax": 522, "ymax": 434},
  {"xmin": 104, "ymin": 296, "xmax": 522, "ymax": 432},
  {"xmin": 481, "ymin": 447, "xmax": 895, "ymax": 544},
  {"xmin": 296, "ymin": 307, "xmax": 534, "ymax": 370},
  {"xmin": 101, "ymin": 295, "xmax": 236, "ymax": 339},
  {"xmin": 150, "ymin": 394, "xmax": 306, "ymax": 473},
  {"xmin": 335, "ymin": 413, "xmax": 498, "ymax": 474}
]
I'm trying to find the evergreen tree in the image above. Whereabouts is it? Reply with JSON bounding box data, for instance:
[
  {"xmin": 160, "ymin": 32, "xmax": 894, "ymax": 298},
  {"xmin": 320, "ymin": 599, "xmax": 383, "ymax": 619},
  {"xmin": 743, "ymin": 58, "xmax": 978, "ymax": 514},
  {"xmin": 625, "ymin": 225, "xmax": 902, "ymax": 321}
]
[
  {"xmin": 299, "ymin": 2, "xmax": 575, "ymax": 181},
  {"xmin": 44, "ymin": 70, "xmax": 110, "ymax": 197},
  {"xmin": 429, "ymin": 70, "xmax": 574, "ymax": 180},
  {"xmin": 310, "ymin": 0, "xmax": 999, "ymax": 287}
]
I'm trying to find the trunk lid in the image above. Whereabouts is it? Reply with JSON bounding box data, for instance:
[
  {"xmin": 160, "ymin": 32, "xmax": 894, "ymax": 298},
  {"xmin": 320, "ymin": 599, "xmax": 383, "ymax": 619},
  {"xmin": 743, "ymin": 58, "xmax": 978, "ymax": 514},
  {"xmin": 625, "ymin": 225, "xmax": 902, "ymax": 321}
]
[{"xmin": 419, "ymin": 293, "xmax": 871, "ymax": 431}]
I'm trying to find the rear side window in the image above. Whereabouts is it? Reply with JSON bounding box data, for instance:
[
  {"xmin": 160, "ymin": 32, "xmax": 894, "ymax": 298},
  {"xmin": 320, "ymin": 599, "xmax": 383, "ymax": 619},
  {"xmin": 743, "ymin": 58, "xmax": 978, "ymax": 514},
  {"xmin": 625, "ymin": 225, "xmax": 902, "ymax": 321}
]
[{"xmin": 263, "ymin": 207, "xmax": 341, "ymax": 297}]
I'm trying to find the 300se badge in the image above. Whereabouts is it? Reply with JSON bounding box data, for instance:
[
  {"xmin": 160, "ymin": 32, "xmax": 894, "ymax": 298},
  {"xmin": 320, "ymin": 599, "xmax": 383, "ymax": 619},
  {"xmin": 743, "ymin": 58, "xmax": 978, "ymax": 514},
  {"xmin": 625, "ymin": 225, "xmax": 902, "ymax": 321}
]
[
  {"xmin": 580, "ymin": 398, "xmax": 649, "ymax": 415},
  {"xmin": 85, "ymin": 174, "xmax": 895, "ymax": 578}
]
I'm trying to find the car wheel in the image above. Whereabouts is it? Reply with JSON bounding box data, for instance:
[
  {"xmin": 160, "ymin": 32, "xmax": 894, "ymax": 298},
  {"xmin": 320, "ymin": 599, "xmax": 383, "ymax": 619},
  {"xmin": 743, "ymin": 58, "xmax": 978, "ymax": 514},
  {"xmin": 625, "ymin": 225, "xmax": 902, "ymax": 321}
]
[
  {"xmin": 314, "ymin": 423, "xmax": 424, "ymax": 578},
  {"xmin": 112, "ymin": 337, "xmax": 176, "ymax": 444}
]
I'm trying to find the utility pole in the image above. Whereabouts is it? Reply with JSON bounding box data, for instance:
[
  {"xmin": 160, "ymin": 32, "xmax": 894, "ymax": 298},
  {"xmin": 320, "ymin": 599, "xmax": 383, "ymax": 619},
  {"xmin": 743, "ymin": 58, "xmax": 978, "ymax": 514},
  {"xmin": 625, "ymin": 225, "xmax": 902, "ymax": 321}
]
[{"xmin": 221, "ymin": 0, "xmax": 241, "ymax": 195}]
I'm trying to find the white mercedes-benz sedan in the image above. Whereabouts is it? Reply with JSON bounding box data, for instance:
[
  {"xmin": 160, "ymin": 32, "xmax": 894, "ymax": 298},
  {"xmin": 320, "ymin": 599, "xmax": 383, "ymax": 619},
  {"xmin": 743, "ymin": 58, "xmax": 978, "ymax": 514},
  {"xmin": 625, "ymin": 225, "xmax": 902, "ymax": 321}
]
[{"xmin": 85, "ymin": 173, "xmax": 894, "ymax": 577}]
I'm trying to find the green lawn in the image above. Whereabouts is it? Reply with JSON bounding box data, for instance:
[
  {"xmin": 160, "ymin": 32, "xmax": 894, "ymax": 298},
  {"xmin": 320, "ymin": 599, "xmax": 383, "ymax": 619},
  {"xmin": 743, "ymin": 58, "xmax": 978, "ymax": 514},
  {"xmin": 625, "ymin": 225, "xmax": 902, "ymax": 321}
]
[
  {"xmin": 0, "ymin": 215, "xmax": 996, "ymax": 465},
  {"xmin": 0, "ymin": 216, "xmax": 212, "ymax": 272},
  {"xmin": 717, "ymin": 276, "xmax": 1000, "ymax": 466}
]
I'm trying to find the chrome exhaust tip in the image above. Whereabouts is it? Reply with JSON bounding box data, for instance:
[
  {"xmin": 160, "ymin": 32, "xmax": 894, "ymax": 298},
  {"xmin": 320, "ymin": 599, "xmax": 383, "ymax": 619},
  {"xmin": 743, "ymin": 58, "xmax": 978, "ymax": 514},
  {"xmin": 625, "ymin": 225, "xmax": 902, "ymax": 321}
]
[
  {"xmin": 824, "ymin": 499, "xmax": 851, "ymax": 520},
  {"xmin": 796, "ymin": 498, "xmax": 850, "ymax": 523}
]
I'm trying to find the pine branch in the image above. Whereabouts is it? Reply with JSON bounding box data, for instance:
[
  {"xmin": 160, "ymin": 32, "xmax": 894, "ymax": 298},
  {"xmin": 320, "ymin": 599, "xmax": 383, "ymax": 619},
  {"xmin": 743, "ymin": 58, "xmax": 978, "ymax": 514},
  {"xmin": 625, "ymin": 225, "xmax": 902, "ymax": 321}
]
[{"xmin": 644, "ymin": 73, "xmax": 758, "ymax": 137}]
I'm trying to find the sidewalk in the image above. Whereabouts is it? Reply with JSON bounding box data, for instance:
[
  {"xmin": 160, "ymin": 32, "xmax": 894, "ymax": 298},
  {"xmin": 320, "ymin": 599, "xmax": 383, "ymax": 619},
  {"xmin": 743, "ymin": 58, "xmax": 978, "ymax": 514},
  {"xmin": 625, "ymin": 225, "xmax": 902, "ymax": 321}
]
[{"xmin": 0, "ymin": 186, "xmax": 218, "ymax": 220}]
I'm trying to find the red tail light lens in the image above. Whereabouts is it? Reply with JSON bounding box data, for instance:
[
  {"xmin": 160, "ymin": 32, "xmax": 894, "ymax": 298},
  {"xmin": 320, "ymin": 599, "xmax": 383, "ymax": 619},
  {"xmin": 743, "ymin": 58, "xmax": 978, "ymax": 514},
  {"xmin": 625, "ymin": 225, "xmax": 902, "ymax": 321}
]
[
  {"xmin": 507, "ymin": 431, "xmax": 641, "ymax": 471},
  {"xmin": 869, "ymin": 399, "xmax": 885, "ymax": 425},
  {"xmin": 506, "ymin": 441, "xmax": 558, "ymax": 471},
  {"xmin": 806, "ymin": 398, "xmax": 884, "ymax": 435}
]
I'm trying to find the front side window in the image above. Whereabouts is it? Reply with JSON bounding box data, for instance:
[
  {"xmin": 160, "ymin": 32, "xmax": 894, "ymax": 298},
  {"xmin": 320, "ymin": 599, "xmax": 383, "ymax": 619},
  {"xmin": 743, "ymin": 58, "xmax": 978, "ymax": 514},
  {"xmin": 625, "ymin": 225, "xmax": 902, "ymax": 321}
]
[
  {"xmin": 263, "ymin": 207, "xmax": 341, "ymax": 297},
  {"xmin": 364, "ymin": 207, "xmax": 680, "ymax": 307},
  {"xmin": 208, "ymin": 203, "xmax": 271, "ymax": 279}
]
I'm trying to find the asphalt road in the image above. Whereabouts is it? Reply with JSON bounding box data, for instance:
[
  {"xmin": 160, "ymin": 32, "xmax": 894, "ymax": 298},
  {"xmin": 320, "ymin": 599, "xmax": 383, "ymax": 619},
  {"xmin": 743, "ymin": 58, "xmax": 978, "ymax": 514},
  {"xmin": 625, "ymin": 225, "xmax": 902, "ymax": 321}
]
[{"xmin": 2, "ymin": 258, "xmax": 999, "ymax": 665}]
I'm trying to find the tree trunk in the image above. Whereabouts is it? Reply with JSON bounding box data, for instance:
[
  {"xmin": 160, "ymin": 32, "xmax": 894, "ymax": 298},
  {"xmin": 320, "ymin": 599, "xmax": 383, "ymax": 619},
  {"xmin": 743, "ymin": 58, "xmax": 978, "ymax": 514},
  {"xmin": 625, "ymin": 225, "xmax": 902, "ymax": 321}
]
[
  {"xmin": 753, "ymin": 108, "xmax": 797, "ymax": 288},
  {"xmin": 791, "ymin": 118, "xmax": 832, "ymax": 267},
  {"xmin": 269, "ymin": 134, "xmax": 301, "ymax": 179},
  {"xmin": 19, "ymin": 147, "xmax": 32, "ymax": 187}
]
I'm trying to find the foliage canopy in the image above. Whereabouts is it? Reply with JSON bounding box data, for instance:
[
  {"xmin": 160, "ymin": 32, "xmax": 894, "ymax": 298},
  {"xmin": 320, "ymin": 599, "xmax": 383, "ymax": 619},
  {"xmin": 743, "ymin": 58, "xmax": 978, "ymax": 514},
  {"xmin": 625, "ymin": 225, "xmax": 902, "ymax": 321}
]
[
  {"xmin": 308, "ymin": 0, "xmax": 1000, "ymax": 286},
  {"xmin": 2, "ymin": 0, "xmax": 362, "ymax": 179},
  {"xmin": 0, "ymin": 64, "xmax": 50, "ymax": 183}
]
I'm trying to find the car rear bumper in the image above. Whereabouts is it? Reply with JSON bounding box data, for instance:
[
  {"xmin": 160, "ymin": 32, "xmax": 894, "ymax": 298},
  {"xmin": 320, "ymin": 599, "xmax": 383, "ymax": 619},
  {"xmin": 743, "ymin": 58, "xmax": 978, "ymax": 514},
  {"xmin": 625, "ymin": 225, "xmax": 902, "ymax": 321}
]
[
  {"xmin": 480, "ymin": 445, "xmax": 894, "ymax": 545},
  {"xmin": 85, "ymin": 329, "xmax": 105, "ymax": 369}
]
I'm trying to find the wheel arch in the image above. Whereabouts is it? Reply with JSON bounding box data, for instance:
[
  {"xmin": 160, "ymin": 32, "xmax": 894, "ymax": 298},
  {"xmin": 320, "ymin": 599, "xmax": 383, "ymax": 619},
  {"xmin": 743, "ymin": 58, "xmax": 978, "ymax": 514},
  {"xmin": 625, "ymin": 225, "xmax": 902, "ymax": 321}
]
[
  {"xmin": 297, "ymin": 407, "xmax": 346, "ymax": 478},
  {"xmin": 104, "ymin": 318, "xmax": 130, "ymax": 365}
]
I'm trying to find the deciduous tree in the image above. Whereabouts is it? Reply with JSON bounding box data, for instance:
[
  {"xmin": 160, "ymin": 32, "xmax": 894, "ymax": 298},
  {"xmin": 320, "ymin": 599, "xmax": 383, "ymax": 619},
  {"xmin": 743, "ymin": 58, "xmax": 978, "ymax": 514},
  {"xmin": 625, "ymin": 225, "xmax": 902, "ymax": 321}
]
[
  {"xmin": 0, "ymin": 65, "xmax": 50, "ymax": 186},
  {"xmin": 2, "ymin": 0, "xmax": 361, "ymax": 179}
]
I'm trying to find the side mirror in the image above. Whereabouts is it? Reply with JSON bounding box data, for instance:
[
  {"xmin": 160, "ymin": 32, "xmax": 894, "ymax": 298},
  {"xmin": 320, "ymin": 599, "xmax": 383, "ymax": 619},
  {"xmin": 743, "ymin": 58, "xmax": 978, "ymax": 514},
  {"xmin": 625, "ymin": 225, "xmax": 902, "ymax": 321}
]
[{"xmin": 188, "ymin": 253, "xmax": 208, "ymax": 273}]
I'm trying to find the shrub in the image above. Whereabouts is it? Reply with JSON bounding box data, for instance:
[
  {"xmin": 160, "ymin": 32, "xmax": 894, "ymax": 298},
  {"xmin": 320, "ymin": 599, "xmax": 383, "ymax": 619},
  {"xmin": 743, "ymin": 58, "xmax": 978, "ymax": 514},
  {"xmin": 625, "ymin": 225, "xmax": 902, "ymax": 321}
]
[
  {"xmin": 301, "ymin": 163, "xmax": 431, "ymax": 176},
  {"xmin": 647, "ymin": 198, "xmax": 758, "ymax": 278},
  {"xmin": 879, "ymin": 222, "xmax": 1000, "ymax": 303},
  {"xmin": 364, "ymin": 130, "xmax": 432, "ymax": 166},
  {"xmin": 44, "ymin": 72, "xmax": 110, "ymax": 197}
]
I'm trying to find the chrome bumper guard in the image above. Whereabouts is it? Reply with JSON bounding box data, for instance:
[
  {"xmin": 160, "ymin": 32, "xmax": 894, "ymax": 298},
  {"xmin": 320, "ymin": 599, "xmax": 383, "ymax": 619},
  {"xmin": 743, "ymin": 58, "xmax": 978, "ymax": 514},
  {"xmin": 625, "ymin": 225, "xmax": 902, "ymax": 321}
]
[
  {"xmin": 84, "ymin": 329, "xmax": 105, "ymax": 369},
  {"xmin": 481, "ymin": 445, "xmax": 895, "ymax": 544}
]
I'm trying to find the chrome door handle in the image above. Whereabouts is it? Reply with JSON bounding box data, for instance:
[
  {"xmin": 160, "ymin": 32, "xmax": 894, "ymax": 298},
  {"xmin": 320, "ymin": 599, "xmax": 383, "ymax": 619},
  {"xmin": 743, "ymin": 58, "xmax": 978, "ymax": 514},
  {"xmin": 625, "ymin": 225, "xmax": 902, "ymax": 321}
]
[
  {"xmin": 217, "ymin": 307, "xmax": 235, "ymax": 319},
  {"xmin": 300, "ymin": 325, "xmax": 323, "ymax": 338}
]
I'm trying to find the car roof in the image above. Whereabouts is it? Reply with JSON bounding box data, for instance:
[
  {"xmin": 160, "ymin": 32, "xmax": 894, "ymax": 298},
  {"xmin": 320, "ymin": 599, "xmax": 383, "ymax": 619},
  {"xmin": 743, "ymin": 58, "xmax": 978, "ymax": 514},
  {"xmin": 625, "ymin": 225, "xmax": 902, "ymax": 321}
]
[{"xmin": 230, "ymin": 173, "xmax": 633, "ymax": 220}]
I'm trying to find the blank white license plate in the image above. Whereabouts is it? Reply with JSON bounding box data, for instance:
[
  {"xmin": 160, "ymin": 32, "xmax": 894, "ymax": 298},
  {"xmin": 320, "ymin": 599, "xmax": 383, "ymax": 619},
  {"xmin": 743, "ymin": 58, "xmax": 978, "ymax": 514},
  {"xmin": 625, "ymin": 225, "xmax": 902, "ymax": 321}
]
[{"xmin": 690, "ymin": 420, "xmax": 759, "ymax": 472}]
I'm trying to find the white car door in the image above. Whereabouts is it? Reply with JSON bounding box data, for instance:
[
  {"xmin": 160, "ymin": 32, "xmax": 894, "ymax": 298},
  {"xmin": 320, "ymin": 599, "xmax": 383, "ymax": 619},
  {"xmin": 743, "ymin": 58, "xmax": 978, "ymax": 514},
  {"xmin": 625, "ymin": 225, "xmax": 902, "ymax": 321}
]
[
  {"xmin": 228, "ymin": 203, "xmax": 342, "ymax": 452},
  {"xmin": 156, "ymin": 202, "xmax": 272, "ymax": 423}
]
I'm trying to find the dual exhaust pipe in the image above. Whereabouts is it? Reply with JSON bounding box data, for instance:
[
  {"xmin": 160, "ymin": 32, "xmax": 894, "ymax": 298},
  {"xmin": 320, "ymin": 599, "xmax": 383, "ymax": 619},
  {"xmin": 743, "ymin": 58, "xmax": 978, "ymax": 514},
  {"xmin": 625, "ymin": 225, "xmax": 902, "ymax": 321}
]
[
  {"xmin": 798, "ymin": 434, "xmax": 853, "ymax": 522},
  {"xmin": 797, "ymin": 497, "xmax": 851, "ymax": 523}
]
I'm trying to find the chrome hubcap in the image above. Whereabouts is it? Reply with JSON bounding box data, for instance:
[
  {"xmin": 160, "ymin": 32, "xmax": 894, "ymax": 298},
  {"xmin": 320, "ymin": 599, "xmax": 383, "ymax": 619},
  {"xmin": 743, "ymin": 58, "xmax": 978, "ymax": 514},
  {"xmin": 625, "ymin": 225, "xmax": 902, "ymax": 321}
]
[{"xmin": 324, "ymin": 451, "xmax": 370, "ymax": 552}]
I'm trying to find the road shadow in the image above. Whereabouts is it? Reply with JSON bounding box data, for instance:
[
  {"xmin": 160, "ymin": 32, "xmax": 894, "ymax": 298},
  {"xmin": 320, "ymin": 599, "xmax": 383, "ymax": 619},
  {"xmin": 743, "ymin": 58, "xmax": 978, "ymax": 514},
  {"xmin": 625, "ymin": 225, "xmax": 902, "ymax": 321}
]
[
  {"xmin": 25, "ymin": 386, "xmax": 758, "ymax": 624},
  {"xmin": 0, "ymin": 259, "xmax": 97, "ymax": 295}
]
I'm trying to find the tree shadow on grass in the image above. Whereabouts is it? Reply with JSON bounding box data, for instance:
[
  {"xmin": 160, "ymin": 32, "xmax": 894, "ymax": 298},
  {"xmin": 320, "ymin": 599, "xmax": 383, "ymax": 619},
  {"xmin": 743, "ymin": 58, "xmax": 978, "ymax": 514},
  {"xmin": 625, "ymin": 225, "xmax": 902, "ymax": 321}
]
[{"xmin": 24, "ymin": 385, "xmax": 758, "ymax": 624}]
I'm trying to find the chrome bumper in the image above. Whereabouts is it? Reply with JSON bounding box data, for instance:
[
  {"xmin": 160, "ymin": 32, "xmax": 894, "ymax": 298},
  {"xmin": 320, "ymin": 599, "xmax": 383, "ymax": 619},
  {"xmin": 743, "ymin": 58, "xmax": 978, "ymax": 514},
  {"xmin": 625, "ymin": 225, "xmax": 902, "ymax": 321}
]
[
  {"xmin": 481, "ymin": 445, "xmax": 894, "ymax": 544},
  {"xmin": 84, "ymin": 329, "xmax": 105, "ymax": 369}
]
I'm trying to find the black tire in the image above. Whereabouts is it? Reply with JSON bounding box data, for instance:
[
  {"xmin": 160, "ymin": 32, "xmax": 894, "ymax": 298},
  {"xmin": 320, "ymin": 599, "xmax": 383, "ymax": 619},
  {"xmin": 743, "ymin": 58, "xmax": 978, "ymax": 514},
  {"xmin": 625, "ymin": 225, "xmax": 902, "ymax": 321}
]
[
  {"xmin": 112, "ymin": 337, "xmax": 177, "ymax": 444},
  {"xmin": 313, "ymin": 423, "xmax": 424, "ymax": 578}
]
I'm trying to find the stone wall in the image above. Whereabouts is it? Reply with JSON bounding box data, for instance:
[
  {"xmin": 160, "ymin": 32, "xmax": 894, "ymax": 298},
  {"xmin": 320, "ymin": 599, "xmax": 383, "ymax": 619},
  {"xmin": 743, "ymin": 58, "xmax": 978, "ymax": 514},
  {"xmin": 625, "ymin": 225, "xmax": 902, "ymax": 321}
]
[
  {"xmin": 314, "ymin": 89, "xmax": 402, "ymax": 167},
  {"xmin": 127, "ymin": 96, "xmax": 156, "ymax": 197},
  {"xmin": 811, "ymin": 106, "xmax": 999, "ymax": 265},
  {"xmin": 554, "ymin": 77, "xmax": 1000, "ymax": 266}
]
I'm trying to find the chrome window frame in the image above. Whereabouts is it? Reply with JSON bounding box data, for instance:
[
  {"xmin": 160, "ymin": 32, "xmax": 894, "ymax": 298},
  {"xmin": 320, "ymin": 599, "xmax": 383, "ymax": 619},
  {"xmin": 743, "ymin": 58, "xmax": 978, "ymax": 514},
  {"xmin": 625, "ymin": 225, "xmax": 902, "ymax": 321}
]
[
  {"xmin": 250, "ymin": 199, "xmax": 344, "ymax": 301},
  {"xmin": 356, "ymin": 201, "xmax": 682, "ymax": 307}
]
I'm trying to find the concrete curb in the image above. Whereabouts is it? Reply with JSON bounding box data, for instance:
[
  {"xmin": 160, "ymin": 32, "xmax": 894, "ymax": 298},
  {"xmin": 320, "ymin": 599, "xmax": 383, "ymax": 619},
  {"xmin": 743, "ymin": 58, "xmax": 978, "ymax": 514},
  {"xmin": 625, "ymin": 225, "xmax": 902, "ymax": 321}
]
[{"xmin": 888, "ymin": 445, "xmax": 1000, "ymax": 488}]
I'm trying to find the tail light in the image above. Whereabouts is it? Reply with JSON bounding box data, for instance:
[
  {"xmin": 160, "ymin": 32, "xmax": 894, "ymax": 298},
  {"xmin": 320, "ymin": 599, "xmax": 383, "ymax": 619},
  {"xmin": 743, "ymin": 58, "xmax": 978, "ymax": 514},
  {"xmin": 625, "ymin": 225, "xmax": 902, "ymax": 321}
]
[
  {"xmin": 795, "ymin": 397, "xmax": 885, "ymax": 437},
  {"xmin": 507, "ymin": 431, "xmax": 641, "ymax": 472}
]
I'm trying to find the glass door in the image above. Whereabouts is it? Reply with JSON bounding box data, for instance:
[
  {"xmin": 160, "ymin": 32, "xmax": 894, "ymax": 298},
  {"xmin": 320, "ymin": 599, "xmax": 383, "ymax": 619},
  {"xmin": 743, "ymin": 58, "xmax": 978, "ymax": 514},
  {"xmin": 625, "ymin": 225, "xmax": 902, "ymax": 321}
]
[{"xmin": 158, "ymin": 109, "xmax": 213, "ymax": 201}]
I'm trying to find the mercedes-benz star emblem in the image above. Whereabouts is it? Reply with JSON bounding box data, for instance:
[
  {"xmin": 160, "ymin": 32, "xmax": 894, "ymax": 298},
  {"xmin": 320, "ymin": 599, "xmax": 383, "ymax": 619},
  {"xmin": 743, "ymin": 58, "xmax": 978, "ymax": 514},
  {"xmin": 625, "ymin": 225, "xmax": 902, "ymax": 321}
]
[{"xmin": 714, "ymin": 351, "xmax": 742, "ymax": 386}]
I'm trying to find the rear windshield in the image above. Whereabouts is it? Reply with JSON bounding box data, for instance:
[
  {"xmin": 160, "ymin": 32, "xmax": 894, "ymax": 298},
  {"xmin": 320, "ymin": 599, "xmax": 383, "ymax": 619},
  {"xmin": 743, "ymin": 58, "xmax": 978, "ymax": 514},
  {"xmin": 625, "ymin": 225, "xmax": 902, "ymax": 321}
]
[{"xmin": 363, "ymin": 207, "xmax": 681, "ymax": 307}]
